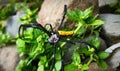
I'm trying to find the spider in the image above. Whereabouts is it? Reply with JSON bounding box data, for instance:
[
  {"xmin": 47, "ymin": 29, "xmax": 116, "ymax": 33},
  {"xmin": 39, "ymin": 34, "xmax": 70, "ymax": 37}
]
[{"xmin": 18, "ymin": 5, "xmax": 96, "ymax": 71}]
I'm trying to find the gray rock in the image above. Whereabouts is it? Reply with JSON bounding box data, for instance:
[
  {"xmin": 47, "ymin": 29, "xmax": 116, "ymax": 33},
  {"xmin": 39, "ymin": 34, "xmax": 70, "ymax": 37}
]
[
  {"xmin": 105, "ymin": 43, "xmax": 120, "ymax": 70},
  {"xmin": 99, "ymin": 14, "xmax": 120, "ymax": 46},
  {"xmin": 105, "ymin": 42, "xmax": 120, "ymax": 53},
  {"xmin": 5, "ymin": 10, "xmax": 25, "ymax": 37},
  {"xmin": 0, "ymin": 45, "xmax": 19, "ymax": 71},
  {"xmin": 99, "ymin": 0, "xmax": 117, "ymax": 7}
]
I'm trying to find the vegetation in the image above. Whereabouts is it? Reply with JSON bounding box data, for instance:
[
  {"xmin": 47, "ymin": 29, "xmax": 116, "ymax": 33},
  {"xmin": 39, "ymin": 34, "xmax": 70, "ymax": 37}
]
[
  {"xmin": 0, "ymin": 21, "xmax": 14, "ymax": 47},
  {"xmin": 110, "ymin": 0, "xmax": 120, "ymax": 13},
  {"xmin": 15, "ymin": 6, "xmax": 109, "ymax": 71},
  {"xmin": 0, "ymin": 0, "xmax": 43, "ymax": 47}
]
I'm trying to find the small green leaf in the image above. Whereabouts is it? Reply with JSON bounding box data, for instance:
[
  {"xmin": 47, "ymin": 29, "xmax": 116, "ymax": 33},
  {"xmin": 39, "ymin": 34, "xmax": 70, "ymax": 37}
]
[
  {"xmin": 98, "ymin": 51, "xmax": 110, "ymax": 59},
  {"xmin": 116, "ymin": 8, "xmax": 120, "ymax": 13},
  {"xmin": 40, "ymin": 56, "xmax": 47, "ymax": 65},
  {"xmin": 55, "ymin": 60, "xmax": 62, "ymax": 71},
  {"xmin": 56, "ymin": 52, "xmax": 61, "ymax": 60},
  {"xmin": 37, "ymin": 64, "xmax": 44, "ymax": 71},
  {"xmin": 98, "ymin": 60, "xmax": 108, "ymax": 70},
  {"xmin": 83, "ymin": 6, "xmax": 93, "ymax": 19},
  {"xmin": 80, "ymin": 64, "xmax": 89, "ymax": 71},
  {"xmin": 91, "ymin": 20, "xmax": 104, "ymax": 26},
  {"xmin": 72, "ymin": 52, "xmax": 81, "ymax": 65},
  {"xmin": 16, "ymin": 39, "xmax": 25, "ymax": 48},
  {"xmin": 65, "ymin": 64, "xmax": 78, "ymax": 71}
]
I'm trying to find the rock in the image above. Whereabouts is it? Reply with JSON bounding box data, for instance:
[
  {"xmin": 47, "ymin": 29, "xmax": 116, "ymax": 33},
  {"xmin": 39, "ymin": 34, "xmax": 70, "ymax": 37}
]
[
  {"xmin": 5, "ymin": 10, "xmax": 25, "ymax": 37},
  {"xmin": 99, "ymin": 0, "xmax": 117, "ymax": 7},
  {"xmin": 99, "ymin": 14, "xmax": 120, "ymax": 46},
  {"xmin": 88, "ymin": 62, "xmax": 115, "ymax": 71},
  {"xmin": 105, "ymin": 42, "xmax": 120, "ymax": 53},
  {"xmin": 37, "ymin": 0, "xmax": 99, "ymax": 30},
  {"xmin": 0, "ymin": 45, "xmax": 19, "ymax": 71},
  {"xmin": 105, "ymin": 43, "xmax": 120, "ymax": 70}
]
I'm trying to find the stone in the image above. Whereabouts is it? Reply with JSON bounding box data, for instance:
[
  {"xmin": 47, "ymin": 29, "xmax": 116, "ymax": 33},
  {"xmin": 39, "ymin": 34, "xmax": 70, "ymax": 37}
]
[
  {"xmin": 105, "ymin": 43, "xmax": 120, "ymax": 70},
  {"xmin": 0, "ymin": 45, "xmax": 19, "ymax": 71},
  {"xmin": 105, "ymin": 42, "xmax": 120, "ymax": 53},
  {"xmin": 99, "ymin": 14, "xmax": 120, "ymax": 46},
  {"xmin": 5, "ymin": 10, "xmax": 25, "ymax": 37},
  {"xmin": 37, "ymin": 0, "xmax": 99, "ymax": 30},
  {"xmin": 99, "ymin": 0, "xmax": 117, "ymax": 7}
]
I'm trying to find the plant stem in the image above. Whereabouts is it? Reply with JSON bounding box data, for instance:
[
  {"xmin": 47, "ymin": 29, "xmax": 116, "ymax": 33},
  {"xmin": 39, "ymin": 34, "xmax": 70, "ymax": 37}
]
[
  {"xmin": 87, "ymin": 54, "xmax": 93, "ymax": 65},
  {"xmin": 73, "ymin": 22, "xmax": 82, "ymax": 35}
]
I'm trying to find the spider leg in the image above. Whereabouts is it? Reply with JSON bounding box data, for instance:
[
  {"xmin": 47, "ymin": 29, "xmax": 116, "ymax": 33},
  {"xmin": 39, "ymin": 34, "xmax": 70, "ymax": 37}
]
[
  {"xmin": 59, "ymin": 46, "xmax": 64, "ymax": 71},
  {"xmin": 58, "ymin": 4, "xmax": 67, "ymax": 29},
  {"xmin": 18, "ymin": 23, "xmax": 52, "ymax": 39},
  {"xmin": 34, "ymin": 23, "xmax": 52, "ymax": 36},
  {"xmin": 61, "ymin": 39, "xmax": 97, "ymax": 51},
  {"xmin": 51, "ymin": 43, "xmax": 56, "ymax": 71},
  {"xmin": 45, "ymin": 24, "xmax": 54, "ymax": 33},
  {"xmin": 18, "ymin": 24, "xmax": 33, "ymax": 38}
]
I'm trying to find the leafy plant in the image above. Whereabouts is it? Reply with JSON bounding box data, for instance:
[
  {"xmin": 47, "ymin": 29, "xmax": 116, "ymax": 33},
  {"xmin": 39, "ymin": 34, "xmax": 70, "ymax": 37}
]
[
  {"xmin": 67, "ymin": 7, "xmax": 104, "ymax": 37},
  {"xmin": 0, "ymin": 21, "xmax": 14, "ymax": 47},
  {"xmin": 64, "ymin": 7, "xmax": 109, "ymax": 71},
  {"xmin": 0, "ymin": 5, "xmax": 16, "ymax": 21},
  {"xmin": 109, "ymin": 0, "xmax": 120, "ymax": 13},
  {"xmin": 16, "ymin": 6, "xmax": 109, "ymax": 71},
  {"xmin": 19, "ymin": 6, "xmax": 39, "ymax": 24}
]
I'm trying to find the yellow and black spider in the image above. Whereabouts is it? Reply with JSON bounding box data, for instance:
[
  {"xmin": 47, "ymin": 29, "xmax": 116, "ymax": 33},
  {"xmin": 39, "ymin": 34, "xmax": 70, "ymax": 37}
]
[{"xmin": 18, "ymin": 5, "xmax": 96, "ymax": 71}]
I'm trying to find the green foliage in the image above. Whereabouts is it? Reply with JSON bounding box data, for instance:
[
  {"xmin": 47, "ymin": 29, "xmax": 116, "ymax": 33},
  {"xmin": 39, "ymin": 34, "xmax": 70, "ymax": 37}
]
[
  {"xmin": 0, "ymin": 21, "xmax": 14, "ymax": 47},
  {"xmin": 110, "ymin": 0, "xmax": 120, "ymax": 13},
  {"xmin": 65, "ymin": 7, "xmax": 108, "ymax": 71},
  {"xmin": 16, "ymin": 6, "xmax": 109, "ymax": 71},
  {"xmin": 19, "ymin": 7, "xmax": 38, "ymax": 24},
  {"xmin": 67, "ymin": 7, "xmax": 104, "ymax": 37},
  {"xmin": 0, "ymin": 31, "xmax": 11, "ymax": 47},
  {"xmin": 0, "ymin": 5, "xmax": 15, "ymax": 20},
  {"xmin": 97, "ymin": 51, "xmax": 110, "ymax": 59},
  {"xmin": 16, "ymin": 29, "xmax": 53, "ymax": 71},
  {"xmin": 0, "ymin": 0, "xmax": 43, "ymax": 21},
  {"xmin": 98, "ymin": 59, "xmax": 108, "ymax": 70},
  {"xmin": 72, "ymin": 52, "xmax": 81, "ymax": 65}
]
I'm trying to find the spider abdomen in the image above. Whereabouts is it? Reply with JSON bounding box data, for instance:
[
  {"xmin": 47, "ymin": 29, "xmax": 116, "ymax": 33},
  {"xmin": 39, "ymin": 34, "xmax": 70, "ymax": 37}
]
[{"xmin": 58, "ymin": 30, "xmax": 74, "ymax": 36}]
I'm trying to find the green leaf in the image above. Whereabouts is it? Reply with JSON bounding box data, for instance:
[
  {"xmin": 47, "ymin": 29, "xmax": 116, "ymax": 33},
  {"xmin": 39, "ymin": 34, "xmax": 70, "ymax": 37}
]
[
  {"xmin": 80, "ymin": 64, "xmax": 89, "ymax": 71},
  {"xmin": 37, "ymin": 64, "xmax": 44, "ymax": 71},
  {"xmin": 87, "ymin": 36, "xmax": 100, "ymax": 49},
  {"xmin": 91, "ymin": 20, "xmax": 104, "ymax": 26},
  {"xmin": 16, "ymin": 39, "xmax": 26, "ymax": 54},
  {"xmin": 77, "ymin": 47, "xmax": 92, "ymax": 56},
  {"xmin": 16, "ymin": 39, "xmax": 25, "ymax": 48},
  {"xmin": 65, "ymin": 64, "xmax": 78, "ymax": 71},
  {"xmin": 98, "ymin": 60, "xmax": 108, "ymax": 70},
  {"xmin": 116, "ymin": 8, "xmax": 120, "ymax": 13},
  {"xmin": 98, "ymin": 51, "xmax": 110, "ymax": 59},
  {"xmin": 56, "ymin": 52, "xmax": 61, "ymax": 60},
  {"xmin": 72, "ymin": 52, "xmax": 81, "ymax": 65},
  {"xmin": 83, "ymin": 6, "xmax": 93, "ymax": 19},
  {"xmin": 55, "ymin": 60, "xmax": 62, "ymax": 71},
  {"xmin": 67, "ymin": 9, "xmax": 83, "ymax": 22},
  {"xmin": 40, "ymin": 56, "xmax": 47, "ymax": 65}
]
